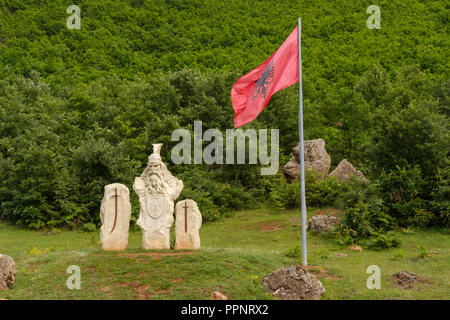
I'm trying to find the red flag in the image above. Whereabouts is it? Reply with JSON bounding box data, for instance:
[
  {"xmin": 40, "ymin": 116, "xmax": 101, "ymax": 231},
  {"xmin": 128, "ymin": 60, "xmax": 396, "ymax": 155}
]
[{"xmin": 231, "ymin": 26, "xmax": 299, "ymax": 128}]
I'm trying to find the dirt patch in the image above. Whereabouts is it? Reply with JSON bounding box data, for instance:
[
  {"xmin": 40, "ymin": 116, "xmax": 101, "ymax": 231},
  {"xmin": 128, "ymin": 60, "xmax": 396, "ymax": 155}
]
[
  {"xmin": 301, "ymin": 266, "xmax": 342, "ymax": 280},
  {"xmin": 85, "ymin": 266, "xmax": 96, "ymax": 272},
  {"xmin": 260, "ymin": 223, "xmax": 284, "ymax": 232},
  {"xmin": 335, "ymin": 253, "xmax": 348, "ymax": 258},
  {"xmin": 391, "ymin": 271, "xmax": 424, "ymax": 289},
  {"xmin": 255, "ymin": 221, "xmax": 284, "ymax": 232},
  {"xmin": 147, "ymin": 289, "xmax": 171, "ymax": 299},
  {"xmin": 171, "ymin": 277, "xmax": 183, "ymax": 283},
  {"xmin": 118, "ymin": 251, "xmax": 198, "ymax": 261},
  {"xmin": 116, "ymin": 280, "xmax": 155, "ymax": 300},
  {"xmin": 135, "ymin": 284, "xmax": 152, "ymax": 300},
  {"xmin": 98, "ymin": 286, "xmax": 111, "ymax": 293},
  {"xmin": 288, "ymin": 217, "xmax": 300, "ymax": 227}
]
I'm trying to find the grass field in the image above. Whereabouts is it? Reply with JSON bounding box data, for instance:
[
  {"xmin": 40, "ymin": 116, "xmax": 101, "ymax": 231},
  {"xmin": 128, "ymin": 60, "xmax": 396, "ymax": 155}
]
[{"xmin": 0, "ymin": 207, "xmax": 449, "ymax": 300}]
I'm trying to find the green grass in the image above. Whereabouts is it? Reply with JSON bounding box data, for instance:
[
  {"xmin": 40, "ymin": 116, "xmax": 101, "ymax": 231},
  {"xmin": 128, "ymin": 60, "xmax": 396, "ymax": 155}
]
[{"xmin": 0, "ymin": 207, "xmax": 449, "ymax": 300}]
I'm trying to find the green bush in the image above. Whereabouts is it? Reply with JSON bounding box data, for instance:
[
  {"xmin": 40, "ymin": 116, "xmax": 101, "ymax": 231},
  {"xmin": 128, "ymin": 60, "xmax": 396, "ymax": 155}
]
[
  {"xmin": 334, "ymin": 202, "xmax": 401, "ymax": 249},
  {"xmin": 334, "ymin": 165, "xmax": 447, "ymax": 248},
  {"xmin": 407, "ymin": 208, "xmax": 435, "ymax": 229},
  {"xmin": 178, "ymin": 166, "xmax": 263, "ymax": 222},
  {"xmin": 306, "ymin": 176, "xmax": 352, "ymax": 207},
  {"xmin": 364, "ymin": 232, "xmax": 401, "ymax": 250},
  {"xmin": 338, "ymin": 200, "xmax": 397, "ymax": 239},
  {"xmin": 269, "ymin": 171, "xmax": 355, "ymax": 209},
  {"xmin": 378, "ymin": 166, "xmax": 426, "ymax": 226},
  {"xmin": 284, "ymin": 245, "xmax": 302, "ymax": 259},
  {"xmin": 335, "ymin": 178, "xmax": 379, "ymax": 210},
  {"xmin": 371, "ymin": 78, "xmax": 449, "ymax": 180},
  {"xmin": 377, "ymin": 165, "xmax": 449, "ymax": 228},
  {"xmin": 269, "ymin": 176, "xmax": 301, "ymax": 209},
  {"xmin": 81, "ymin": 222, "xmax": 97, "ymax": 232},
  {"xmin": 426, "ymin": 167, "xmax": 450, "ymax": 228}
]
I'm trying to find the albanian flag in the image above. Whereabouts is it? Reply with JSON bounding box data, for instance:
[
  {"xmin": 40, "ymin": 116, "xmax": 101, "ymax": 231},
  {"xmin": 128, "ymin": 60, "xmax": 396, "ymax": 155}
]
[{"xmin": 231, "ymin": 26, "xmax": 299, "ymax": 128}]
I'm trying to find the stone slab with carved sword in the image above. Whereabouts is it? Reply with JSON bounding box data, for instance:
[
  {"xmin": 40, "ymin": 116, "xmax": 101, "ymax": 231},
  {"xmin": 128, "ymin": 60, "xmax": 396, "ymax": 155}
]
[
  {"xmin": 99, "ymin": 183, "xmax": 131, "ymax": 251},
  {"xmin": 175, "ymin": 199, "xmax": 202, "ymax": 250}
]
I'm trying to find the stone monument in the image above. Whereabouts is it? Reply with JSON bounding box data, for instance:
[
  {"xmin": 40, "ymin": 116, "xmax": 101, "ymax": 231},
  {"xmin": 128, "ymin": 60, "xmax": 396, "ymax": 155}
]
[
  {"xmin": 99, "ymin": 183, "xmax": 131, "ymax": 251},
  {"xmin": 174, "ymin": 199, "xmax": 202, "ymax": 250},
  {"xmin": 133, "ymin": 143, "xmax": 183, "ymax": 249}
]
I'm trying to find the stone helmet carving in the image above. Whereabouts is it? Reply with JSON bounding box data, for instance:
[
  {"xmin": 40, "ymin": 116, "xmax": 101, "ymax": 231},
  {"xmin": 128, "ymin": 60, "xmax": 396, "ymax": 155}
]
[{"xmin": 148, "ymin": 143, "xmax": 163, "ymax": 166}]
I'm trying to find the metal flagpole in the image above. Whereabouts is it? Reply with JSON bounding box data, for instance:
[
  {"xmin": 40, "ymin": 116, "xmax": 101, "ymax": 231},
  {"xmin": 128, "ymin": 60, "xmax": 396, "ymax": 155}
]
[{"xmin": 298, "ymin": 17, "xmax": 307, "ymax": 266}]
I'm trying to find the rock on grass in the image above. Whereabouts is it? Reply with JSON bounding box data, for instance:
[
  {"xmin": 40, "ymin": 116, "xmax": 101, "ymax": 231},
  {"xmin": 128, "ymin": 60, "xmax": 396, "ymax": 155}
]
[
  {"xmin": 0, "ymin": 254, "xmax": 15, "ymax": 290},
  {"xmin": 307, "ymin": 215, "xmax": 339, "ymax": 234},
  {"xmin": 211, "ymin": 291, "xmax": 228, "ymax": 300},
  {"xmin": 391, "ymin": 271, "xmax": 419, "ymax": 289},
  {"xmin": 262, "ymin": 265, "xmax": 325, "ymax": 300}
]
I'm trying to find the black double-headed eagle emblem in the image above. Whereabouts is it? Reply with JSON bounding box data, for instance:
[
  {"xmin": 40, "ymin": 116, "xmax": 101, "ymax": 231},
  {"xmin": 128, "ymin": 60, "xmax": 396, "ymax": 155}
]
[{"xmin": 251, "ymin": 61, "xmax": 275, "ymax": 100}]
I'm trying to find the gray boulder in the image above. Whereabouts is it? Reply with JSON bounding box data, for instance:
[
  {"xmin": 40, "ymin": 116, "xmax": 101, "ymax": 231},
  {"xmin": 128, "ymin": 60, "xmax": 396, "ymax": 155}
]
[
  {"xmin": 283, "ymin": 139, "xmax": 331, "ymax": 182},
  {"xmin": 329, "ymin": 159, "xmax": 366, "ymax": 182},
  {"xmin": 0, "ymin": 254, "xmax": 16, "ymax": 290},
  {"xmin": 307, "ymin": 215, "xmax": 339, "ymax": 234},
  {"xmin": 262, "ymin": 265, "xmax": 325, "ymax": 300},
  {"xmin": 283, "ymin": 157, "xmax": 301, "ymax": 183}
]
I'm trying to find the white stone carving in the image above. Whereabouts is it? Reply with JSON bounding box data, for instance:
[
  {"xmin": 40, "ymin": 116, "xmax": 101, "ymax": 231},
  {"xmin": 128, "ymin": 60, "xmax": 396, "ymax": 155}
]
[
  {"xmin": 133, "ymin": 143, "xmax": 183, "ymax": 249},
  {"xmin": 100, "ymin": 183, "xmax": 131, "ymax": 251},
  {"xmin": 174, "ymin": 199, "xmax": 202, "ymax": 250}
]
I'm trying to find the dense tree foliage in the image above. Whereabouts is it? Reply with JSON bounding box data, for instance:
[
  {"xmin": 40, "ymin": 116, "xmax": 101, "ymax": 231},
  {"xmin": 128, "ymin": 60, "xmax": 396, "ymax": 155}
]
[{"xmin": 0, "ymin": 0, "xmax": 448, "ymax": 229}]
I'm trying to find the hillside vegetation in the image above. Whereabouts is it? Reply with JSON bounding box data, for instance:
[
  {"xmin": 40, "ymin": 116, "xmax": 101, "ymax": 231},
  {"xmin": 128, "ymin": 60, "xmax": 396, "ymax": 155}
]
[
  {"xmin": 1, "ymin": 0, "xmax": 448, "ymax": 83},
  {"xmin": 0, "ymin": 0, "xmax": 448, "ymax": 233}
]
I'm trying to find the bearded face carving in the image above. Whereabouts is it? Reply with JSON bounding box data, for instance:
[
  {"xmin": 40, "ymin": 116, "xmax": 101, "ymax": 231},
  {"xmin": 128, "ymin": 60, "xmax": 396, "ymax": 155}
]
[{"xmin": 133, "ymin": 143, "xmax": 183, "ymax": 250}]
